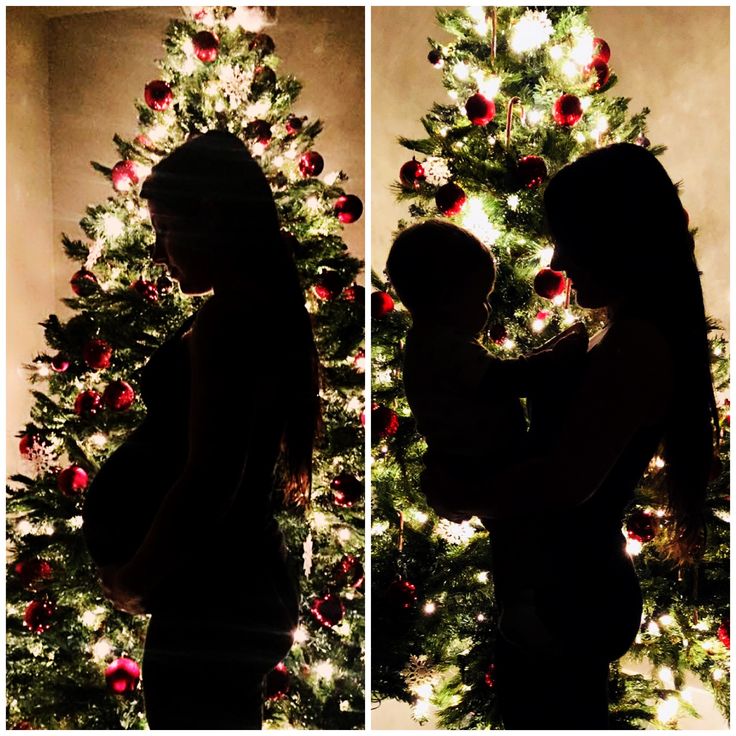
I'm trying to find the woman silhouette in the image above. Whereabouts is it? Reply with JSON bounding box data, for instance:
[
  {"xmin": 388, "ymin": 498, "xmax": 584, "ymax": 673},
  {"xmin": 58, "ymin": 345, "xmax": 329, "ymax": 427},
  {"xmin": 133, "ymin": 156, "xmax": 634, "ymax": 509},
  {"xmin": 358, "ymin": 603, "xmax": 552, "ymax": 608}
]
[
  {"xmin": 82, "ymin": 130, "xmax": 320, "ymax": 729},
  {"xmin": 425, "ymin": 143, "xmax": 718, "ymax": 728}
]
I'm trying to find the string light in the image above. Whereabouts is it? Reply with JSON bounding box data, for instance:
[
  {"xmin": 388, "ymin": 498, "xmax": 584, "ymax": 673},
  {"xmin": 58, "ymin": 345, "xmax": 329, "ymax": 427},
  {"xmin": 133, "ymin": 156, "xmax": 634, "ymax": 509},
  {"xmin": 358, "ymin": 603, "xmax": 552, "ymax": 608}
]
[
  {"xmin": 509, "ymin": 11, "xmax": 553, "ymax": 54},
  {"xmin": 423, "ymin": 602, "xmax": 436, "ymax": 614},
  {"xmin": 101, "ymin": 214, "xmax": 125, "ymax": 240},
  {"xmin": 570, "ymin": 30, "xmax": 595, "ymax": 65},
  {"xmin": 647, "ymin": 620, "xmax": 661, "ymax": 637},
  {"xmin": 693, "ymin": 620, "xmax": 710, "ymax": 631},
  {"xmin": 574, "ymin": 131, "xmax": 586, "ymax": 144},
  {"xmin": 526, "ymin": 108, "xmax": 543, "ymax": 126},
  {"xmin": 562, "ymin": 310, "xmax": 576, "ymax": 325},
  {"xmin": 477, "ymin": 613, "xmax": 485, "ymax": 622},
  {"xmin": 314, "ymin": 661, "xmax": 335, "ymax": 680},
  {"xmin": 148, "ymin": 123, "xmax": 168, "ymax": 142},
  {"xmin": 305, "ymin": 196, "xmax": 321, "ymax": 211},
  {"xmin": 658, "ymin": 666, "xmax": 675, "ymax": 689},
  {"xmin": 461, "ymin": 197, "xmax": 501, "ymax": 246},
  {"xmin": 439, "ymin": 127, "xmax": 448, "ymax": 138},
  {"xmin": 659, "ymin": 614, "xmax": 675, "ymax": 627},
  {"xmin": 502, "ymin": 338, "xmax": 515, "ymax": 350},
  {"xmin": 477, "ymin": 571, "xmax": 489, "ymax": 583},
  {"xmin": 411, "ymin": 509, "xmax": 429, "ymax": 524},
  {"xmin": 81, "ymin": 608, "xmax": 106, "ymax": 628},
  {"xmin": 67, "ymin": 516, "xmax": 84, "ymax": 530},
  {"xmin": 561, "ymin": 60, "xmax": 579, "ymax": 79},
  {"xmin": 181, "ymin": 38, "xmax": 194, "ymax": 57},
  {"xmin": 713, "ymin": 668, "xmax": 724, "ymax": 681},
  {"xmin": 548, "ymin": 45, "xmax": 564, "ymax": 60},
  {"xmin": 180, "ymin": 57, "xmax": 197, "ymax": 76},
  {"xmin": 656, "ymin": 695, "xmax": 679, "ymax": 724},
  {"xmin": 372, "ymin": 521, "xmax": 389, "ymax": 536},
  {"xmin": 506, "ymin": 194, "xmax": 520, "ymax": 211},
  {"xmin": 580, "ymin": 96, "xmax": 593, "ymax": 111},
  {"xmin": 16, "ymin": 520, "xmax": 32, "ymax": 536},
  {"xmin": 626, "ymin": 537, "xmax": 643, "ymax": 556},
  {"xmin": 473, "ymin": 72, "xmax": 501, "ymax": 99},
  {"xmin": 453, "ymin": 62, "xmax": 470, "ymax": 81},
  {"xmin": 91, "ymin": 638, "xmax": 113, "ymax": 661},
  {"xmin": 311, "ymin": 511, "xmax": 329, "ymax": 530},
  {"xmin": 338, "ymin": 528, "xmax": 351, "ymax": 542}
]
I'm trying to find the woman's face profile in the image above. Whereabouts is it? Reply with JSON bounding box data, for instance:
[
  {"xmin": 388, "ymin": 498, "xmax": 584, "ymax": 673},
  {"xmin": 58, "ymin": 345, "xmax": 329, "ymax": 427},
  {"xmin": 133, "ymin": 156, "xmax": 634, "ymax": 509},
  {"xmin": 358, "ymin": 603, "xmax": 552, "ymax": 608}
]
[
  {"xmin": 148, "ymin": 200, "xmax": 215, "ymax": 295},
  {"xmin": 550, "ymin": 236, "xmax": 617, "ymax": 310}
]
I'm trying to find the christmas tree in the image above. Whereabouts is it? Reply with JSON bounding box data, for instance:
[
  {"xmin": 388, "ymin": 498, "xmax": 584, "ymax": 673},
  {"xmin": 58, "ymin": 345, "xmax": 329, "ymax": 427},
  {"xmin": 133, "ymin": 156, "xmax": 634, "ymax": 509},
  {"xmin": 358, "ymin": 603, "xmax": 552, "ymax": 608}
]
[
  {"xmin": 371, "ymin": 7, "xmax": 729, "ymax": 729},
  {"xmin": 7, "ymin": 6, "xmax": 364, "ymax": 729}
]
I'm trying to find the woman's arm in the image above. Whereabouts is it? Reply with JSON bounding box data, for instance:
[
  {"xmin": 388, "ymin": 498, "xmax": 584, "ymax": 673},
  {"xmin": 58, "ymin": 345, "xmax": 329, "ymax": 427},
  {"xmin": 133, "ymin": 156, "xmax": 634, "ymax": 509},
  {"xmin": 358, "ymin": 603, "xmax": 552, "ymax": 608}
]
[
  {"xmin": 425, "ymin": 319, "xmax": 673, "ymax": 519},
  {"xmin": 106, "ymin": 298, "xmax": 256, "ymax": 611}
]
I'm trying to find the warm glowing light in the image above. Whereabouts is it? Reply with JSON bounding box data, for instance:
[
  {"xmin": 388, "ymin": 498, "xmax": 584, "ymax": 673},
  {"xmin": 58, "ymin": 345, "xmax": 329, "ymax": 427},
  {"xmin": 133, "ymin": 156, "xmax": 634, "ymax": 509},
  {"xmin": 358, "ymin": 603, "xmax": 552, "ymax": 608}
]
[
  {"xmin": 148, "ymin": 123, "xmax": 168, "ymax": 142},
  {"xmin": 338, "ymin": 528, "xmax": 351, "ymax": 542},
  {"xmin": 68, "ymin": 516, "xmax": 84, "ymax": 529},
  {"xmin": 314, "ymin": 661, "xmax": 334, "ymax": 680},
  {"xmin": 453, "ymin": 140, "xmax": 463, "ymax": 150},
  {"xmin": 214, "ymin": 99, "xmax": 226, "ymax": 113},
  {"xmin": 412, "ymin": 509, "xmax": 429, "ymax": 524},
  {"xmin": 372, "ymin": 521, "xmax": 389, "ymax": 536},
  {"xmin": 713, "ymin": 345, "xmax": 722, "ymax": 356},
  {"xmin": 509, "ymin": 10, "xmax": 553, "ymax": 54},
  {"xmin": 204, "ymin": 81, "xmax": 219, "ymax": 96},
  {"xmin": 562, "ymin": 310, "xmax": 576, "ymax": 325},
  {"xmin": 306, "ymin": 196, "xmax": 321, "ymax": 211},
  {"xmin": 439, "ymin": 127, "xmax": 448, "ymax": 138},
  {"xmin": 474, "ymin": 72, "xmax": 501, "ymax": 99},
  {"xmin": 101, "ymin": 214, "xmax": 125, "ymax": 240},
  {"xmin": 90, "ymin": 432, "xmax": 108, "ymax": 448},
  {"xmin": 656, "ymin": 695, "xmax": 679, "ymax": 724},
  {"xmin": 552, "ymin": 293, "xmax": 566, "ymax": 307},
  {"xmin": 477, "ymin": 613, "xmax": 485, "ymax": 621},
  {"xmin": 453, "ymin": 62, "xmax": 470, "ymax": 81},
  {"xmin": 461, "ymin": 197, "xmax": 501, "ymax": 246},
  {"xmin": 181, "ymin": 57, "xmax": 197, "ymax": 76},
  {"xmin": 570, "ymin": 30, "xmax": 595, "ymax": 65},
  {"xmin": 284, "ymin": 145, "xmax": 299, "ymax": 161},
  {"xmin": 548, "ymin": 45, "xmax": 564, "ymax": 60},
  {"xmin": 659, "ymin": 614, "xmax": 675, "ymax": 627},
  {"xmin": 293, "ymin": 626, "xmax": 309, "ymax": 643},
  {"xmin": 580, "ymin": 96, "xmax": 593, "ymax": 112},
  {"xmin": 477, "ymin": 571, "xmax": 489, "ymax": 583},
  {"xmin": 626, "ymin": 537, "xmax": 643, "ymax": 556},
  {"xmin": 507, "ymin": 194, "xmax": 520, "ymax": 211},
  {"xmin": 251, "ymin": 141, "xmax": 267, "ymax": 157},
  {"xmin": 713, "ymin": 668, "xmax": 724, "ymax": 681},
  {"xmin": 658, "ymin": 666, "xmax": 675, "ymax": 689},
  {"xmin": 655, "ymin": 507, "xmax": 666, "ymax": 517},
  {"xmin": 414, "ymin": 682, "xmax": 433, "ymax": 700},
  {"xmin": 654, "ymin": 456, "xmax": 665, "ymax": 468},
  {"xmin": 561, "ymin": 60, "xmax": 579, "ymax": 79},
  {"xmin": 92, "ymin": 638, "xmax": 113, "ymax": 661},
  {"xmin": 346, "ymin": 396, "xmax": 363, "ymax": 413},
  {"xmin": 312, "ymin": 511, "xmax": 329, "ymax": 530},
  {"xmin": 16, "ymin": 520, "xmax": 33, "ymax": 536},
  {"xmin": 693, "ymin": 620, "xmax": 710, "ymax": 631},
  {"xmin": 590, "ymin": 116, "xmax": 609, "ymax": 141},
  {"xmin": 532, "ymin": 318, "xmax": 545, "ymax": 333},
  {"xmin": 181, "ymin": 38, "xmax": 194, "ymax": 57},
  {"xmin": 574, "ymin": 131, "xmax": 586, "ymax": 144},
  {"xmin": 423, "ymin": 602, "xmax": 436, "ymax": 614},
  {"xmin": 502, "ymin": 338, "xmax": 515, "ymax": 350},
  {"xmin": 526, "ymin": 108, "xmax": 543, "ymax": 126},
  {"xmin": 647, "ymin": 621, "xmax": 661, "ymax": 637}
]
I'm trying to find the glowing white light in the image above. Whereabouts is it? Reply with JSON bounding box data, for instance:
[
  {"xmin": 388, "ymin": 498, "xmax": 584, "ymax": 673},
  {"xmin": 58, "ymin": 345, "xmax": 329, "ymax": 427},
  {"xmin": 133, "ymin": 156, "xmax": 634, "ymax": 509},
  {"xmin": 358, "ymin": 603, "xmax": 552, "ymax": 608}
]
[
  {"xmin": 101, "ymin": 214, "xmax": 125, "ymax": 240},
  {"xmin": 311, "ymin": 511, "xmax": 329, "ymax": 530},
  {"xmin": 562, "ymin": 310, "xmax": 576, "ymax": 325},
  {"xmin": 423, "ymin": 602, "xmax": 436, "ymax": 614},
  {"xmin": 580, "ymin": 96, "xmax": 593, "ymax": 112},
  {"xmin": 372, "ymin": 521, "xmax": 389, "ymax": 536},
  {"xmin": 314, "ymin": 661, "xmax": 334, "ymax": 680},
  {"xmin": 245, "ymin": 99, "xmax": 271, "ymax": 118},
  {"xmin": 655, "ymin": 507, "xmax": 666, "ymax": 517},
  {"xmin": 477, "ymin": 571, "xmax": 489, "ymax": 583},
  {"xmin": 658, "ymin": 666, "xmax": 675, "ymax": 689},
  {"xmin": 181, "ymin": 57, "xmax": 197, "ymax": 76},
  {"xmin": 148, "ymin": 123, "xmax": 168, "ymax": 142},
  {"xmin": 502, "ymin": 338, "xmax": 515, "ymax": 350},
  {"xmin": 92, "ymin": 638, "xmax": 113, "ymax": 661},
  {"xmin": 626, "ymin": 537, "xmax": 642, "ymax": 556},
  {"xmin": 453, "ymin": 141, "xmax": 464, "ymax": 150},
  {"xmin": 473, "ymin": 72, "xmax": 501, "ymax": 99},
  {"xmin": 81, "ymin": 611, "xmax": 98, "ymax": 628},
  {"xmin": 713, "ymin": 345, "xmax": 722, "ymax": 356},
  {"xmin": 466, "ymin": 6, "xmax": 485, "ymax": 22},
  {"xmin": 413, "ymin": 697, "xmax": 432, "ymax": 720},
  {"xmin": 306, "ymin": 196, "xmax": 321, "ymax": 211},
  {"xmin": 414, "ymin": 682, "xmax": 434, "ymax": 700},
  {"xmin": 38, "ymin": 522, "xmax": 55, "ymax": 535},
  {"xmin": 436, "ymin": 519, "xmax": 477, "ymax": 545},
  {"xmin": 68, "ymin": 516, "xmax": 84, "ymax": 530},
  {"xmin": 659, "ymin": 614, "xmax": 675, "ymax": 627},
  {"xmin": 548, "ymin": 45, "xmax": 564, "ymax": 60},
  {"xmin": 439, "ymin": 127, "xmax": 448, "ymax": 138},
  {"xmin": 532, "ymin": 318, "xmax": 545, "ymax": 333},
  {"xmin": 509, "ymin": 10, "xmax": 554, "ymax": 54},
  {"xmin": 635, "ymin": 633, "xmax": 643, "ymax": 644},
  {"xmin": 447, "ymin": 90, "xmax": 459, "ymax": 101},
  {"xmin": 654, "ymin": 456, "xmax": 665, "ymax": 468},
  {"xmin": 461, "ymin": 197, "xmax": 501, "ymax": 246},
  {"xmin": 656, "ymin": 695, "xmax": 679, "ymax": 724},
  {"xmin": 204, "ymin": 81, "xmax": 219, "ymax": 96},
  {"xmin": 713, "ymin": 668, "xmax": 724, "ymax": 681},
  {"xmin": 552, "ymin": 293, "xmax": 566, "ymax": 307},
  {"xmin": 693, "ymin": 620, "xmax": 710, "ymax": 631},
  {"xmin": 574, "ymin": 131, "xmax": 586, "ymax": 144},
  {"xmin": 338, "ymin": 528, "xmax": 351, "ymax": 542},
  {"xmin": 570, "ymin": 30, "xmax": 596, "ymax": 66},
  {"xmin": 477, "ymin": 613, "xmax": 485, "ymax": 621},
  {"xmin": 16, "ymin": 520, "xmax": 33, "ymax": 536},
  {"xmin": 453, "ymin": 62, "xmax": 470, "ymax": 81},
  {"xmin": 251, "ymin": 141, "xmax": 267, "ymax": 157},
  {"xmin": 346, "ymin": 396, "xmax": 363, "ymax": 413},
  {"xmin": 590, "ymin": 116, "xmax": 609, "ymax": 140},
  {"xmin": 561, "ymin": 60, "xmax": 579, "ymax": 79},
  {"xmin": 526, "ymin": 108, "xmax": 543, "ymax": 126},
  {"xmin": 507, "ymin": 194, "xmax": 520, "ymax": 211},
  {"xmin": 647, "ymin": 621, "xmax": 661, "ymax": 637},
  {"xmin": 487, "ymin": 135, "xmax": 496, "ymax": 146},
  {"xmin": 181, "ymin": 38, "xmax": 195, "ymax": 57},
  {"xmin": 36, "ymin": 365, "xmax": 50, "ymax": 378},
  {"xmin": 412, "ymin": 510, "xmax": 429, "ymax": 524}
]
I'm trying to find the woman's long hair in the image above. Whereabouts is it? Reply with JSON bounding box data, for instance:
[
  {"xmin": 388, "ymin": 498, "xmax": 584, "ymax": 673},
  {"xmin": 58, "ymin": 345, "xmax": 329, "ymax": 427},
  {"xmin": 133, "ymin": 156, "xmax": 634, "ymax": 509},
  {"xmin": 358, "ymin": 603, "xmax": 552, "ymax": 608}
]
[
  {"xmin": 140, "ymin": 129, "xmax": 320, "ymax": 506},
  {"xmin": 543, "ymin": 143, "xmax": 718, "ymax": 563}
]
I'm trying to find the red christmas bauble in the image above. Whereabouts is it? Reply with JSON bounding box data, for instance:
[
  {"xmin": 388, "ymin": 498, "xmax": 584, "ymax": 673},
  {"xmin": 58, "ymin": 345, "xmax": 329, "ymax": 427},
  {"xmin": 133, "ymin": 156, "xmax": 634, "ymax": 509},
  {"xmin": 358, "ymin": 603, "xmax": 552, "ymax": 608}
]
[
  {"xmin": 192, "ymin": 30, "xmax": 219, "ymax": 63},
  {"xmin": 626, "ymin": 509, "xmax": 656, "ymax": 543},
  {"xmin": 57, "ymin": 465, "xmax": 89, "ymax": 496},
  {"xmin": 105, "ymin": 657, "xmax": 141, "ymax": 694},
  {"xmin": 111, "ymin": 160, "xmax": 139, "ymax": 192},
  {"xmin": 584, "ymin": 60, "xmax": 610, "ymax": 92},
  {"xmin": 592, "ymin": 37, "xmax": 611, "ymax": 64},
  {"xmin": 435, "ymin": 182, "xmax": 466, "ymax": 216},
  {"xmin": 15, "ymin": 558, "xmax": 53, "ymax": 590},
  {"xmin": 13, "ymin": 721, "xmax": 34, "ymax": 729},
  {"xmin": 717, "ymin": 620, "xmax": 730, "ymax": 650},
  {"xmin": 157, "ymin": 275, "xmax": 173, "ymax": 296},
  {"xmin": 285, "ymin": 115, "xmax": 305, "ymax": 136},
  {"xmin": 74, "ymin": 390, "xmax": 103, "ymax": 418},
  {"xmin": 23, "ymin": 598, "xmax": 54, "ymax": 633},
  {"xmin": 517, "ymin": 155, "xmax": 547, "ymax": 189},
  {"xmin": 311, "ymin": 593, "xmax": 345, "ymax": 628},
  {"xmin": 314, "ymin": 271, "xmax": 343, "ymax": 301},
  {"xmin": 552, "ymin": 94, "xmax": 583, "ymax": 127},
  {"xmin": 83, "ymin": 339, "xmax": 113, "ymax": 371},
  {"xmin": 533, "ymin": 268, "xmax": 566, "ymax": 300},
  {"xmin": 484, "ymin": 662, "xmax": 496, "ymax": 688},
  {"xmin": 372, "ymin": 291, "xmax": 395, "ymax": 318},
  {"xmin": 400, "ymin": 159, "xmax": 426, "ymax": 190},
  {"xmin": 299, "ymin": 151, "xmax": 324, "ymax": 178},
  {"xmin": 132, "ymin": 279, "xmax": 159, "ymax": 303},
  {"xmin": 144, "ymin": 80, "xmax": 173, "ymax": 111},
  {"xmin": 487, "ymin": 323, "xmax": 507, "ymax": 345},
  {"xmin": 335, "ymin": 554, "xmax": 365, "ymax": 589},
  {"xmin": 265, "ymin": 662, "xmax": 290, "ymax": 700},
  {"xmin": 51, "ymin": 353, "xmax": 70, "ymax": 372},
  {"xmin": 372, "ymin": 404, "xmax": 399, "ymax": 441},
  {"xmin": 249, "ymin": 33, "xmax": 275, "ymax": 55},
  {"xmin": 245, "ymin": 119, "xmax": 272, "ymax": 146},
  {"xmin": 427, "ymin": 48, "xmax": 443, "ymax": 67},
  {"xmin": 386, "ymin": 579, "xmax": 417, "ymax": 610},
  {"xmin": 335, "ymin": 194, "xmax": 363, "ymax": 224},
  {"xmin": 465, "ymin": 93, "xmax": 496, "ymax": 126},
  {"xmin": 252, "ymin": 65, "xmax": 277, "ymax": 95},
  {"xmin": 103, "ymin": 380, "xmax": 136, "ymax": 411},
  {"xmin": 331, "ymin": 472, "xmax": 363, "ymax": 507},
  {"xmin": 343, "ymin": 284, "xmax": 365, "ymax": 303},
  {"xmin": 71, "ymin": 268, "xmax": 98, "ymax": 297}
]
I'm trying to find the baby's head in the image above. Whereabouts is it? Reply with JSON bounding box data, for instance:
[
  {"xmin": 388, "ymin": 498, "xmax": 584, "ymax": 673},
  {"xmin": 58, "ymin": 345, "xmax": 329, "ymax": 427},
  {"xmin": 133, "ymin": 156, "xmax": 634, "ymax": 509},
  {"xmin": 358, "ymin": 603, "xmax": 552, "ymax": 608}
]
[{"xmin": 386, "ymin": 220, "xmax": 495, "ymax": 332}]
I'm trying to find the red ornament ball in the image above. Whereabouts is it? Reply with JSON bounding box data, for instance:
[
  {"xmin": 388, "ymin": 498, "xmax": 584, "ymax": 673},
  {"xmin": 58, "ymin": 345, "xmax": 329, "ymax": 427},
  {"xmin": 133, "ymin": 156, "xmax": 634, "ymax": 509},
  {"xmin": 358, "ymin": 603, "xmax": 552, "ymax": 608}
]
[
  {"xmin": 311, "ymin": 593, "xmax": 345, "ymax": 628},
  {"xmin": 626, "ymin": 509, "xmax": 656, "ymax": 543},
  {"xmin": 427, "ymin": 48, "xmax": 443, "ymax": 68},
  {"xmin": 400, "ymin": 159, "xmax": 426, "ymax": 190},
  {"xmin": 285, "ymin": 115, "xmax": 305, "ymax": 136},
  {"xmin": 192, "ymin": 30, "xmax": 219, "ymax": 62},
  {"xmin": 466, "ymin": 93, "xmax": 496, "ymax": 126},
  {"xmin": 343, "ymin": 284, "xmax": 365, "ymax": 303},
  {"xmin": 372, "ymin": 291, "xmax": 394, "ymax": 318},
  {"xmin": 51, "ymin": 353, "xmax": 70, "ymax": 372},
  {"xmin": 249, "ymin": 33, "xmax": 275, "ymax": 55},
  {"xmin": 386, "ymin": 579, "xmax": 417, "ymax": 610},
  {"xmin": 335, "ymin": 554, "xmax": 365, "ymax": 589},
  {"xmin": 299, "ymin": 151, "xmax": 324, "ymax": 178},
  {"xmin": 245, "ymin": 119, "xmax": 272, "ymax": 146},
  {"xmin": 717, "ymin": 620, "xmax": 730, "ymax": 650},
  {"xmin": 435, "ymin": 182, "xmax": 466, "ymax": 216},
  {"xmin": 132, "ymin": 279, "xmax": 159, "ymax": 303},
  {"xmin": 372, "ymin": 404, "xmax": 399, "ymax": 441},
  {"xmin": 331, "ymin": 472, "xmax": 363, "ymax": 507},
  {"xmin": 103, "ymin": 380, "xmax": 136, "ymax": 411},
  {"xmin": 517, "ymin": 155, "xmax": 547, "ymax": 189},
  {"xmin": 74, "ymin": 390, "xmax": 103, "ymax": 418},
  {"xmin": 15, "ymin": 558, "xmax": 53, "ymax": 590},
  {"xmin": 533, "ymin": 268, "xmax": 566, "ymax": 300},
  {"xmin": 83, "ymin": 339, "xmax": 113, "ymax": 371},
  {"xmin": 71, "ymin": 268, "xmax": 98, "ymax": 297},
  {"xmin": 111, "ymin": 160, "xmax": 139, "ymax": 192},
  {"xmin": 335, "ymin": 194, "xmax": 363, "ymax": 224},
  {"xmin": 484, "ymin": 662, "xmax": 496, "ymax": 688},
  {"xmin": 23, "ymin": 598, "xmax": 55, "ymax": 633},
  {"xmin": 105, "ymin": 657, "xmax": 141, "ymax": 694},
  {"xmin": 19, "ymin": 431, "xmax": 45, "ymax": 458},
  {"xmin": 265, "ymin": 662, "xmax": 290, "ymax": 701},
  {"xmin": 314, "ymin": 271, "xmax": 343, "ymax": 301},
  {"xmin": 552, "ymin": 94, "xmax": 583, "ymax": 127},
  {"xmin": 144, "ymin": 80, "xmax": 173, "ymax": 111},
  {"xmin": 585, "ymin": 60, "xmax": 610, "ymax": 91},
  {"xmin": 592, "ymin": 37, "xmax": 611, "ymax": 64},
  {"xmin": 57, "ymin": 465, "xmax": 89, "ymax": 496}
]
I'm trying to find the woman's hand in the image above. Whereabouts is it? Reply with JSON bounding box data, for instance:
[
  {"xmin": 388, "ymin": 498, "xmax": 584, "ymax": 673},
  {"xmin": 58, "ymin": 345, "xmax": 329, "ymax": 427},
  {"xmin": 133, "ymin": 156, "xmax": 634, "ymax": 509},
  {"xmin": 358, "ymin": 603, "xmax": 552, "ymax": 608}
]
[{"xmin": 98, "ymin": 565, "xmax": 148, "ymax": 615}]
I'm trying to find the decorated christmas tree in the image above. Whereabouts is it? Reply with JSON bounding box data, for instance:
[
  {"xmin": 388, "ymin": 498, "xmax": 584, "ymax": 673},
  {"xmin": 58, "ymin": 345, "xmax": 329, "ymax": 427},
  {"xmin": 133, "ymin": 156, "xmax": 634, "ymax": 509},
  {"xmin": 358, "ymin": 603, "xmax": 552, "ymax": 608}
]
[
  {"xmin": 7, "ymin": 6, "xmax": 364, "ymax": 730},
  {"xmin": 371, "ymin": 7, "xmax": 729, "ymax": 729}
]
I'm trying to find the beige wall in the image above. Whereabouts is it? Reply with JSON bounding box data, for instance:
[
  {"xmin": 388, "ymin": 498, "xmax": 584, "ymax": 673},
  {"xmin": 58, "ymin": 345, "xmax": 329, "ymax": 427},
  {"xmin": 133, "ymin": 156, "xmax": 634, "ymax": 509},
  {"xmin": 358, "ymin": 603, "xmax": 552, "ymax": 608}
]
[
  {"xmin": 7, "ymin": 6, "xmax": 365, "ymax": 474},
  {"xmin": 371, "ymin": 6, "xmax": 729, "ymax": 332}
]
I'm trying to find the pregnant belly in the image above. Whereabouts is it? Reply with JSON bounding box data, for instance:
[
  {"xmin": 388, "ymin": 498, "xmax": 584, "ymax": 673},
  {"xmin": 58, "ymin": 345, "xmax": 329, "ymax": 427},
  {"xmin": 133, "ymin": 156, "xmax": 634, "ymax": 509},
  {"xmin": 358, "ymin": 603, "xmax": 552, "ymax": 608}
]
[{"xmin": 82, "ymin": 439, "xmax": 183, "ymax": 568}]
